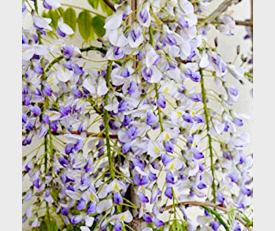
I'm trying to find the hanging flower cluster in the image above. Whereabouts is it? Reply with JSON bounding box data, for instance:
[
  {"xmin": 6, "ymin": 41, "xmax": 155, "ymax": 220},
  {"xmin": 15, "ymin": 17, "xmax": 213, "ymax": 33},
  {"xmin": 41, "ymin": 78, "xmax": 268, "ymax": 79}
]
[{"xmin": 22, "ymin": 0, "xmax": 253, "ymax": 231}]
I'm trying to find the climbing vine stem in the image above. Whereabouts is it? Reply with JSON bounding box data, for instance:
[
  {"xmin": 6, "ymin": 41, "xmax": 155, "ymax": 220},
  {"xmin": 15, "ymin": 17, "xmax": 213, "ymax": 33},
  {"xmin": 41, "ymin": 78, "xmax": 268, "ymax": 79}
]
[
  {"xmin": 104, "ymin": 61, "xmax": 115, "ymax": 179},
  {"xmin": 200, "ymin": 69, "xmax": 216, "ymax": 203}
]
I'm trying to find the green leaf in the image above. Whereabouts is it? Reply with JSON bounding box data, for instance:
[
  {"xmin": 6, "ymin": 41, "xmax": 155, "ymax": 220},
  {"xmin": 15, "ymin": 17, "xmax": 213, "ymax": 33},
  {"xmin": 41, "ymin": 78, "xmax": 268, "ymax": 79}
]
[
  {"xmin": 64, "ymin": 8, "xmax": 77, "ymax": 32},
  {"xmin": 99, "ymin": 0, "xmax": 113, "ymax": 16},
  {"xmin": 77, "ymin": 10, "xmax": 93, "ymax": 42},
  {"xmin": 67, "ymin": 225, "xmax": 81, "ymax": 231},
  {"xmin": 203, "ymin": 206, "xmax": 230, "ymax": 231},
  {"xmin": 91, "ymin": 16, "xmax": 106, "ymax": 37},
  {"xmin": 48, "ymin": 10, "xmax": 60, "ymax": 30},
  {"xmin": 39, "ymin": 219, "xmax": 58, "ymax": 231},
  {"xmin": 58, "ymin": 7, "xmax": 65, "ymax": 17},
  {"xmin": 228, "ymin": 209, "xmax": 236, "ymax": 225},
  {"xmin": 88, "ymin": 0, "xmax": 99, "ymax": 9},
  {"xmin": 169, "ymin": 220, "xmax": 186, "ymax": 231}
]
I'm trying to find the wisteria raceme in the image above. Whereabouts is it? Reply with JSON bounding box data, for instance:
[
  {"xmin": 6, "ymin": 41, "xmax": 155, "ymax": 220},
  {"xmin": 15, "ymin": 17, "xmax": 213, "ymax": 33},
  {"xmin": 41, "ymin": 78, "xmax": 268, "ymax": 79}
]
[{"xmin": 22, "ymin": 0, "xmax": 253, "ymax": 231}]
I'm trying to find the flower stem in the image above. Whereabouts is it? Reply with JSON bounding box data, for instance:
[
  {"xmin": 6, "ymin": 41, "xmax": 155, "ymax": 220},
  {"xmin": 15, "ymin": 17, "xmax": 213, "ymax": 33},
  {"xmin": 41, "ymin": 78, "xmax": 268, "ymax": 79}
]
[
  {"xmin": 104, "ymin": 61, "xmax": 115, "ymax": 179},
  {"xmin": 149, "ymin": 26, "xmax": 164, "ymax": 132},
  {"xmin": 200, "ymin": 69, "xmax": 216, "ymax": 203}
]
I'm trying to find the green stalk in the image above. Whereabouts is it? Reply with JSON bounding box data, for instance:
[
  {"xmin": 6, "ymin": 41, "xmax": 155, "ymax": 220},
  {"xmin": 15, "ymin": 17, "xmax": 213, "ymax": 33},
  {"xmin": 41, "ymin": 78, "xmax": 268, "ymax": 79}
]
[
  {"xmin": 149, "ymin": 26, "xmax": 164, "ymax": 132},
  {"xmin": 44, "ymin": 135, "xmax": 48, "ymax": 173},
  {"xmin": 203, "ymin": 206, "xmax": 230, "ymax": 231},
  {"xmin": 44, "ymin": 46, "xmax": 107, "ymax": 74},
  {"xmin": 34, "ymin": 0, "xmax": 42, "ymax": 44},
  {"xmin": 104, "ymin": 61, "xmax": 115, "ymax": 179},
  {"xmin": 200, "ymin": 69, "xmax": 216, "ymax": 203}
]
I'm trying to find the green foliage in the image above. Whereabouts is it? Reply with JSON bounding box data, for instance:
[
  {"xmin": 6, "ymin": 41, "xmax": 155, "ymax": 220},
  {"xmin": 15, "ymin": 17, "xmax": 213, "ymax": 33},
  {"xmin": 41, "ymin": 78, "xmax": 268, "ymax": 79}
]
[
  {"xmin": 203, "ymin": 207, "xmax": 230, "ymax": 231},
  {"xmin": 87, "ymin": 0, "xmax": 119, "ymax": 15},
  {"xmin": 64, "ymin": 8, "xmax": 77, "ymax": 32},
  {"xmin": 66, "ymin": 225, "xmax": 81, "ymax": 231},
  {"xmin": 77, "ymin": 10, "xmax": 93, "ymax": 42},
  {"xmin": 88, "ymin": 0, "xmax": 99, "ymax": 9},
  {"xmin": 39, "ymin": 218, "xmax": 58, "ymax": 231},
  {"xmin": 99, "ymin": 0, "xmax": 113, "ymax": 16},
  {"xmin": 48, "ymin": 10, "xmax": 60, "ymax": 30},
  {"xmin": 91, "ymin": 16, "xmax": 106, "ymax": 37},
  {"xmin": 169, "ymin": 220, "xmax": 186, "ymax": 231}
]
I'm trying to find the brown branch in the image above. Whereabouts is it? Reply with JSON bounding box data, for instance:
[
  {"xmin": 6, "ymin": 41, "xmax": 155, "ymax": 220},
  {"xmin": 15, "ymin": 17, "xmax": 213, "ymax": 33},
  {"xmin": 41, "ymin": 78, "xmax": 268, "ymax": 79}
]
[
  {"xmin": 102, "ymin": 0, "xmax": 116, "ymax": 12},
  {"xmin": 250, "ymin": 0, "xmax": 253, "ymax": 43},
  {"xmin": 198, "ymin": 18, "xmax": 253, "ymax": 27},
  {"xmin": 165, "ymin": 201, "xmax": 253, "ymax": 231},
  {"xmin": 208, "ymin": 0, "xmax": 238, "ymax": 20}
]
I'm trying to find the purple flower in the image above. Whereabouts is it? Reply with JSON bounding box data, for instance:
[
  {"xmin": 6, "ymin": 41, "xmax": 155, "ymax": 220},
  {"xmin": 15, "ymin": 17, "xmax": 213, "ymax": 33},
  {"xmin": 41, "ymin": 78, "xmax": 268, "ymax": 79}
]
[
  {"xmin": 178, "ymin": 16, "xmax": 189, "ymax": 28},
  {"xmin": 123, "ymin": 115, "xmax": 131, "ymax": 126},
  {"xmin": 166, "ymin": 33, "xmax": 177, "ymax": 45},
  {"xmin": 193, "ymin": 149, "xmax": 204, "ymax": 160},
  {"xmin": 193, "ymin": 115, "xmax": 204, "ymax": 123},
  {"xmin": 142, "ymin": 67, "xmax": 153, "ymax": 81},
  {"xmin": 157, "ymin": 95, "xmax": 166, "ymax": 108},
  {"xmin": 114, "ymin": 221, "xmax": 122, "ymax": 231},
  {"xmin": 32, "ymin": 106, "xmax": 41, "ymax": 117},
  {"xmin": 43, "ymin": 85, "xmax": 52, "ymax": 96},
  {"xmin": 63, "ymin": 45, "xmax": 74, "ymax": 59},
  {"xmin": 51, "ymin": 121, "xmax": 58, "ymax": 132},
  {"xmin": 190, "ymin": 93, "xmax": 202, "ymax": 102},
  {"xmin": 34, "ymin": 63, "xmax": 43, "ymax": 74},
  {"xmin": 61, "ymin": 208, "xmax": 69, "ymax": 216},
  {"xmin": 139, "ymin": 192, "xmax": 149, "ymax": 203},
  {"xmin": 58, "ymin": 157, "xmax": 69, "ymax": 167},
  {"xmin": 228, "ymin": 173, "xmax": 238, "ymax": 184},
  {"xmin": 143, "ymin": 213, "xmax": 153, "ymax": 223},
  {"xmin": 121, "ymin": 68, "xmax": 130, "ymax": 78},
  {"xmin": 122, "ymin": 142, "xmax": 132, "ymax": 154},
  {"xmin": 185, "ymin": 69, "xmax": 201, "ymax": 82},
  {"xmin": 233, "ymin": 117, "xmax": 243, "ymax": 126},
  {"xmin": 87, "ymin": 202, "xmax": 96, "ymax": 214},
  {"xmin": 22, "ymin": 113, "xmax": 27, "ymax": 123},
  {"xmin": 161, "ymin": 153, "xmax": 172, "ymax": 166},
  {"xmin": 76, "ymin": 199, "xmax": 86, "ymax": 210},
  {"xmin": 73, "ymin": 64, "xmax": 84, "ymax": 76},
  {"xmin": 164, "ymin": 140, "xmax": 174, "ymax": 153},
  {"xmin": 70, "ymin": 215, "xmax": 82, "ymax": 225},
  {"xmin": 113, "ymin": 47, "xmax": 125, "ymax": 59},
  {"xmin": 114, "ymin": 191, "xmax": 123, "ymax": 205},
  {"xmin": 182, "ymin": 113, "xmax": 193, "ymax": 123},
  {"xmin": 134, "ymin": 175, "xmax": 149, "ymax": 186},
  {"xmin": 65, "ymin": 143, "xmax": 74, "ymax": 155},
  {"xmin": 210, "ymin": 221, "xmax": 220, "ymax": 231},
  {"xmin": 241, "ymin": 186, "xmax": 252, "ymax": 195},
  {"xmin": 164, "ymin": 187, "xmax": 173, "ymax": 199},
  {"xmin": 197, "ymin": 182, "xmax": 207, "ymax": 190},
  {"xmin": 132, "ymin": 158, "xmax": 145, "ymax": 170},
  {"xmin": 217, "ymin": 192, "xmax": 225, "ymax": 204},
  {"xmin": 72, "ymin": 87, "xmax": 83, "ymax": 98},
  {"xmin": 166, "ymin": 171, "xmax": 175, "ymax": 184},
  {"xmin": 139, "ymin": 8, "xmax": 149, "ymax": 24},
  {"xmin": 126, "ymin": 126, "xmax": 138, "ymax": 140},
  {"xmin": 128, "ymin": 81, "xmax": 138, "ymax": 95},
  {"xmin": 149, "ymin": 171, "xmax": 157, "ymax": 181},
  {"xmin": 118, "ymin": 100, "xmax": 127, "ymax": 113},
  {"xmin": 131, "ymin": 29, "xmax": 141, "ymax": 42},
  {"xmin": 147, "ymin": 111, "xmax": 158, "ymax": 126},
  {"xmin": 234, "ymin": 223, "xmax": 241, "ymax": 231},
  {"xmin": 154, "ymin": 218, "xmax": 165, "ymax": 228},
  {"xmin": 57, "ymin": 27, "xmax": 66, "ymax": 37}
]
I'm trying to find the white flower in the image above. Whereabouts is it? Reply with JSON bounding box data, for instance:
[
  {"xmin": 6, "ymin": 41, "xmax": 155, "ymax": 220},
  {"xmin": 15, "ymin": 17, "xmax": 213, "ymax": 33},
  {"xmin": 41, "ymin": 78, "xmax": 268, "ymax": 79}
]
[
  {"xmin": 57, "ymin": 65, "xmax": 74, "ymax": 82},
  {"xmin": 58, "ymin": 21, "xmax": 74, "ymax": 36},
  {"xmin": 33, "ymin": 16, "xmax": 52, "ymax": 31},
  {"xmin": 96, "ymin": 199, "xmax": 113, "ymax": 213}
]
